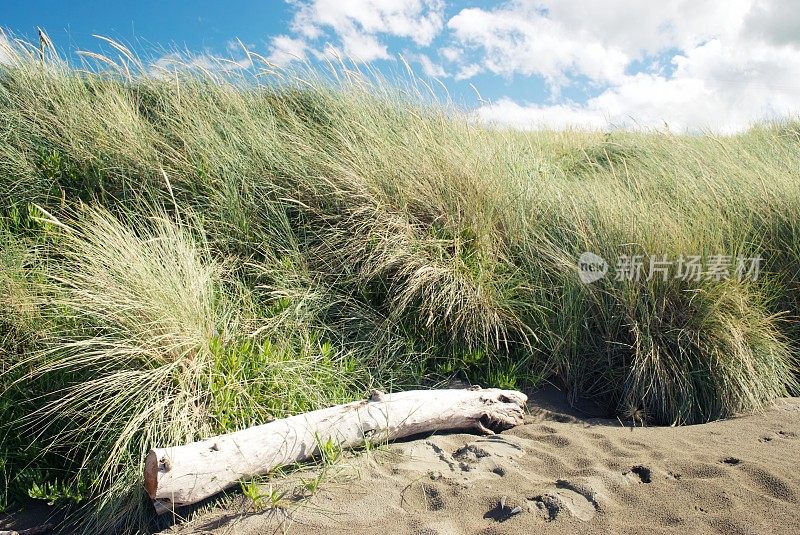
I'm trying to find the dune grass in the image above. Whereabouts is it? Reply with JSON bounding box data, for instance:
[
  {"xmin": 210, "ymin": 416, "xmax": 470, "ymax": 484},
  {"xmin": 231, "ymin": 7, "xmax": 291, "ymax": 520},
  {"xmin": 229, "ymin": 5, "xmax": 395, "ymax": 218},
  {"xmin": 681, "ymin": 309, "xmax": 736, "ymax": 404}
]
[{"xmin": 0, "ymin": 37, "xmax": 798, "ymax": 532}]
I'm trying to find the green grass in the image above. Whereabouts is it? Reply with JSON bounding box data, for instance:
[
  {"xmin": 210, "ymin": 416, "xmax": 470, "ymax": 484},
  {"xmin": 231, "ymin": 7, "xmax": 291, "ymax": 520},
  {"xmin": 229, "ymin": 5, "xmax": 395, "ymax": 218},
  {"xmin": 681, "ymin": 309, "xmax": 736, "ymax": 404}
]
[{"xmin": 0, "ymin": 36, "xmax": 798, "ymax": 532}]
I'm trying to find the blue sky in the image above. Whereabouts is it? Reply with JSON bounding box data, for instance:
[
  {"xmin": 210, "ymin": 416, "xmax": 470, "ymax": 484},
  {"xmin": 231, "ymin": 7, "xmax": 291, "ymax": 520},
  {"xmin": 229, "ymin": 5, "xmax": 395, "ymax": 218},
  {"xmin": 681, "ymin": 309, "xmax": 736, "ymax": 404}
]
[
  {"xmin": 3, "ymin": 1, "xmax": 800, "ymax": 132},
  {"xmin": 2, "ymin": 1, "xmax": 545, "ymax": 108},
  {"xmin": 3, "ymin": 2, "xmax": 294, "ymax": 58}
]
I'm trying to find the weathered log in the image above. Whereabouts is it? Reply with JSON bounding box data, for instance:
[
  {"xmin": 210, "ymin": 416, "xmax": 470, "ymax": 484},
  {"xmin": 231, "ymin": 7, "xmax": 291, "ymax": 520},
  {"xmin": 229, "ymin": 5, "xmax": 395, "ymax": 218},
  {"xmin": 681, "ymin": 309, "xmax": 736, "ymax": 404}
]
[
  {"xmin": 144, "ymin": 388, "xmax": 527, "ymax": 513},
  {"xmin": 0, "ymin": 525, "xmax": 54, "ymax": 535}
]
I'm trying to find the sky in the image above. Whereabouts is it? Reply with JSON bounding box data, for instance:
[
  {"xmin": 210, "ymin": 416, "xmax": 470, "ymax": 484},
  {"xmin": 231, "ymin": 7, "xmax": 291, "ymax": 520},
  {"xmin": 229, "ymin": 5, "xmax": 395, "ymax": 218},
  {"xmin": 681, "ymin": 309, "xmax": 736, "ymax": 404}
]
[{"xmin": 3, "ymin": 0, "xmax": 800, "ymax": 133}]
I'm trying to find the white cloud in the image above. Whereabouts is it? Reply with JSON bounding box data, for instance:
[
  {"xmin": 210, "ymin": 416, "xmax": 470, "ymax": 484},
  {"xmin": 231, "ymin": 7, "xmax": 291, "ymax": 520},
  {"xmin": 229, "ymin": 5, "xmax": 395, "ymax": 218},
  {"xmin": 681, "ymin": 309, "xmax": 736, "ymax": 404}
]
[
  {"xmin": 447, "ymin": 3, "xmax": 630, "ymax": 86},
  {"xmin": 226, "ymin": 39, "xmax": 255, "ymax": 53},
  {"xmin": 460, "ymin": 0, "xmax": 800, "ymax": 132},
  {"xmin": 150, "ymin": 51, "xmax": 252, "ymax": 75},
  {"xmin": 337, "ymin": 31, "xmax": 389, "ymax": 62},
  {"xmin": 292, "ymin": 0, "xmax": 444, "ymax": 45},
  {"xmin": 743, "ymin": 0, "xmax": 800, "ymax": 47},
  {"xmin": 475, "ymin": 98, "xmax": 609, "ymax": 130},
  {"xmin": 276, "ymin": 0, "xmax": 445, "ymax": 64},
  {"xmin": 267, "ymin": 35, "xmax": 308, "ymax": 66},
  {"xmin": 540, "ymin": 0, "xmax": 752, "ymax": 56},
  {"xmin": 439, "ymin": 46, "xmax": 461, "ymax": 63},
  {"xmin": 477, "ymin": 42, "xmax": 800, "ymax": 134},
  {"xmin": 0, "ymin": 31, "xmax": 15, "ymax": 65},
  {"xmin": 404, "ymin": 52, "xmax": 446, "ymax": 77},
  {"xmin": 454, "ymin": 63, "xmax": 481, "ymax": 81}
]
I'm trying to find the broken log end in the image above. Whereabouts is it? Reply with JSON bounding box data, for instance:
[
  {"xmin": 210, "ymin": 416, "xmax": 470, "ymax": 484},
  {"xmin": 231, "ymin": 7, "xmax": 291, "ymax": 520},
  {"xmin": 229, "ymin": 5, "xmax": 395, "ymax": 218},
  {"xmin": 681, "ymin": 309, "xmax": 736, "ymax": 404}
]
[{"xmin": 144, "ymin": 449, "xmax": 159, "ymax": 499}]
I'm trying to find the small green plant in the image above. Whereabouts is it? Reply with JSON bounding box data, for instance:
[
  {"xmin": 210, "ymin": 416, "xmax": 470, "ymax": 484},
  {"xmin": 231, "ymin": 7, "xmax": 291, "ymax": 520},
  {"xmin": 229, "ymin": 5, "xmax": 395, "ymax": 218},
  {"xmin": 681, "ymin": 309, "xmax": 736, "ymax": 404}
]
[
  {"xmin": 263, "ymin": 484, "xmax": 289, "ymax": 510},
  {"xmin": 362, "ymin": 432, "xmax": 376, "ymax": 455},
  {"xmin": 316, "ymin": 434, "xmax": 342, "ymax": 466},
  {"xmin": 239, "ymin": 479, "xmax": 263, "ymax": 510},
  {"xmin": 299, "ymin": 469, "xmax": 326, "ymax": 496},
  {"xmin": 485, "ymin": 369, "xmax": 518, "ymax": 390},
  {"xmin": 240, "ymin": 479, "xmax": 288, "ymax": 511},
  {"xmin": 27, "ymin": 478, "xmax": 87, "ymax": 506}
]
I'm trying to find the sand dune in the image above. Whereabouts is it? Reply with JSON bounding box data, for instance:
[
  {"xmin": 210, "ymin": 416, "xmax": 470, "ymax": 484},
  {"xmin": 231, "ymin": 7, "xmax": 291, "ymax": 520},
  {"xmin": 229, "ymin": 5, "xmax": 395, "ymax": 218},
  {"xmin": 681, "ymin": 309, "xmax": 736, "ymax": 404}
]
[{"xmin": 166, "ymin": 387, "xmax": 800, "ymax": 535}]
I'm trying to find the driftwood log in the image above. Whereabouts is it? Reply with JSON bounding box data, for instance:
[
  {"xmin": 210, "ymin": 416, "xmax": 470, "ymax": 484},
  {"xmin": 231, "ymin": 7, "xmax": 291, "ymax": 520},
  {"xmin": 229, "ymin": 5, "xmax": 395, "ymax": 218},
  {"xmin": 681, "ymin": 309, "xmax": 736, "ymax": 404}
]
[
  {"xmin": 0, "ymin": 525, "xmax": 54, "ymax": 535},
  {"xmin": 144, "ymin": 387, "xmax": 527, "ymax": 513}
]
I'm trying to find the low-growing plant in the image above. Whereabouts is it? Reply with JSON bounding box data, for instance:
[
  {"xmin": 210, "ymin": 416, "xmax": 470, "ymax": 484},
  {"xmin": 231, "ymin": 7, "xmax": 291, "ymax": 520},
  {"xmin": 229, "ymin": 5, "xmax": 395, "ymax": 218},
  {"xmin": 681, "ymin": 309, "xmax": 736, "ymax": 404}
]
[
  {"xmin": 299, "ymin": 470, "xmax": 327, "ymax": 497},
  {"xmin": 316, "ymin": 434, "xmax": 343, "ymax": 467},
  {"xmin": 239, "ymin": 479, "xmax": 288, "ymax": 511}
]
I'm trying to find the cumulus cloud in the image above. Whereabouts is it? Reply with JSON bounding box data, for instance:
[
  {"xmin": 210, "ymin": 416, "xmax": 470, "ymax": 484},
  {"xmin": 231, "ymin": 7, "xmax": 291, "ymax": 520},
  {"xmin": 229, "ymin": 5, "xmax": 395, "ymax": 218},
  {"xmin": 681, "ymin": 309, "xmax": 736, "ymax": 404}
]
[
  {"xmin": 271, "ymin": 0, "xmax": 445, "ymax": 64},
  {"xmin": 291, "ymin": 0, "xmax": 444, "ymax": 45},
  {"xmin": 540, "ymin": 0, "xmax": 752, "ymax": 55},
  {"xmin": 475, "ymin": 98, "xmax": 609, "ymax": 130},
  {"xmin": 151, "ymin": 51, "xmax": 252, "ymax": 75},
  {"xmin": 462, "ymin": 0, "xmax": 800, "ymax": 132},
  {"xmin": 267, "ymin": 35, "xmax": 308, "ymax": 66},
  {"xmin": 0, "ymin": 30, "xmax": 15, "ymax": 65},
  {"xmin": 404, "ymin": 52, "xmax": 447, "ymax": 77},
  {"xmin": 333, "ymin": 31, "xmax": 389, "ymax": 62},
  {"xmin": 445, "ymin": 0, "xmax": 758, "ymax": 86},
  {"xmin": 447, "ymin": 4, "xmax": 629, "ymax": 86},
  {"xmin": 478, "ymin": 56, "xmax": 800, "ymax": 133},
  {"xmin": 249, "ymin": 0, "xmax": 800, "ymax": 132},
  {"xmin": 454, "ymin": 62, "xmax": 481, "ymax": 81},
  {"xmin": 743, "ymin": 0, "xmax": 800, "ymax": 47}
]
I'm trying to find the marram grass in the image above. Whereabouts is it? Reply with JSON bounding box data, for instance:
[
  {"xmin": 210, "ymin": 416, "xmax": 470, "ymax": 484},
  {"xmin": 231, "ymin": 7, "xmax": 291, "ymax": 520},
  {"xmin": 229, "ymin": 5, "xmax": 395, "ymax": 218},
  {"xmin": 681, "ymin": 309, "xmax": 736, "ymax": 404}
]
[{"xmin": 0, "ymin": 36, "xmax": 798, "ymax": 532}]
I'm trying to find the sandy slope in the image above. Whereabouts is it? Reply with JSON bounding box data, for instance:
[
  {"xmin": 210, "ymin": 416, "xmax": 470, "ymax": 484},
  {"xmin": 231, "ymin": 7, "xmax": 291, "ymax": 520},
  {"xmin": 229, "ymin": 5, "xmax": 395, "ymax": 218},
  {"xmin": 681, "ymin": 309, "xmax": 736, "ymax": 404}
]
[{"xmin": 166, "ymin": 388, "xmax": 800, "ymax": 535}]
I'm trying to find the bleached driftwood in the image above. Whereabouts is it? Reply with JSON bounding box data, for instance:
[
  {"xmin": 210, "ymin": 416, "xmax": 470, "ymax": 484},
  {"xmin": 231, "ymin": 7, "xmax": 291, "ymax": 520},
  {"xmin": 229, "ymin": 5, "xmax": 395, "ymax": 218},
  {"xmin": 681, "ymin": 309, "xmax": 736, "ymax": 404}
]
[
  {"xmin": 0, "ymin": 525, "xmax": 53, "ymax": 535},
  {"xmin": 144, "ymin": 387, "xmax": 527, "ymax": 513}
]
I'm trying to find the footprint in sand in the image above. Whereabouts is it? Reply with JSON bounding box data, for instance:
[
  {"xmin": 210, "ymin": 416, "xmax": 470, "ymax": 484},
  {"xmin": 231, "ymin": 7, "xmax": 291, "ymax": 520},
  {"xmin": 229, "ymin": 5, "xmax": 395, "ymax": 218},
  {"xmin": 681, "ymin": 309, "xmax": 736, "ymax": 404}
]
[
  {"xmin": 396, "ymin": 435, "xmax": 528, "ymax": 481},
  {"xmin": 714, "ymin": 456, "xmax": 797, "ymax": 503},
  {"xmin": 739, "ymin": 465, "xmax": 797, "ymax": 503},
  {"xmin": 453, "ymin": 443, "xmax": 490, "ymax": 471},
  {"xmin": 623, "ymin": 465, "xmax": 652, "ymax": 484},
  {"xmin": 708, "ymin": 517, "xmax": 760, "ymax": 535},
  {"xmin": 402, "ymin": 482, "xmax": 447, "ymax": 513},
  {"xmin": 672, "ymin": 461, "xmax": 725, "ymax": 479},
  {"xmin": 423, "ymin": 485, "xmax": 446, "ymax": 511},
  {"xmin": 534, "ymin": 434, "xmax": 572, "ymax": 448},
  {"xmin": 452, "ymin": 436, "xmax": 526, "ymax": 473},
  {"xmin": 761, "ymin": 430, "xmax": 796, "ymax": 442},
  {"xmin": 471, "ymin": 435, "xmax": 528, "ymax": 457},
  {"xmin": 528, "ymin": 494, "xmax": 561, "ymax": 521},
  {"xmin": 527, "ymin": 480, "xmax": 601, "ymax": 522},
  {"xmin": 483, "ymin": 496, "xmax": 523, "ymax": 523},
  {"xmin": 411, "ymin": 519, "xmax": 461, "ymax": 535}
]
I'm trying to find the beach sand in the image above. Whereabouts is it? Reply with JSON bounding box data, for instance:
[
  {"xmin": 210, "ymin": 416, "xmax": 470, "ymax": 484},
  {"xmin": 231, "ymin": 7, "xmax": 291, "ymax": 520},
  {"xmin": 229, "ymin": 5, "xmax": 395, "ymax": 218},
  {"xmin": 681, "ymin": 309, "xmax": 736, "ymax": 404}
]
[{"xmin": 164, "ymin": 386, "xmax": 800, "ymax": 535}]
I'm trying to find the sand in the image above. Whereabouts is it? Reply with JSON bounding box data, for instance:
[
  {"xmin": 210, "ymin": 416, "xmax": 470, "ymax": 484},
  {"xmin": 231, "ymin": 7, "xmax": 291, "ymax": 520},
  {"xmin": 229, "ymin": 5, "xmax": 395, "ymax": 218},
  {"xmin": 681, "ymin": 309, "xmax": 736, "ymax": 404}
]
[{"xmin": 164, "ymin": 386, "xmax": 800, "ymax": 535}]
